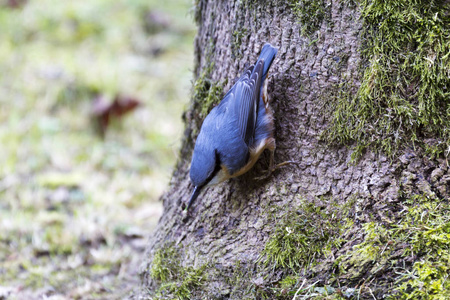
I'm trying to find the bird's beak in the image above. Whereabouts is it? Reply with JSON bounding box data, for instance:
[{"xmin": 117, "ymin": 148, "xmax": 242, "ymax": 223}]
[{"xmin": 185, "ymin": 185, "xmax": 202, "ymax": 211}]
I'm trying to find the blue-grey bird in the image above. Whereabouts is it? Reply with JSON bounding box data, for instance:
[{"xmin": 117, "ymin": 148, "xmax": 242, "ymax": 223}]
[{"xmin": 187, "ymin": 43, "xmax": 281, "ymax": 211}]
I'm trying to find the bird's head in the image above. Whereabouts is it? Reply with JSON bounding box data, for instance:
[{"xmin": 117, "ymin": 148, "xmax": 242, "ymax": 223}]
[{"xmin": 186, "ymin": 137, "xmax": 222, "ymax": 211}]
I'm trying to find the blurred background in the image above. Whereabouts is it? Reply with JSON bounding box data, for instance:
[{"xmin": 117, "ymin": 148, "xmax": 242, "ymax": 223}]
[{"xmin": 0, "ymin": 0, "xmax": 195, "ymax": 298}]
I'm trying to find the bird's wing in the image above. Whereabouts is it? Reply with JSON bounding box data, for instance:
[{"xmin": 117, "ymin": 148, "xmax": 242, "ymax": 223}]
[{"xmin": 232, "ymin": 60, "xmax": 264, "ymax": 146}]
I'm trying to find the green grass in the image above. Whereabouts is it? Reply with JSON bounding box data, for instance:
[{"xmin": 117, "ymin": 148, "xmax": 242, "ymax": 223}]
[{"xmin": 0, "ymin": 0, "xmax": 195, "ymax": 298}]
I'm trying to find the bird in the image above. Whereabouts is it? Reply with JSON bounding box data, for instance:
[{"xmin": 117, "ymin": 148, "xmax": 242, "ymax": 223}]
[{"xmin": 186, "ymin": 43, "xmax": 289, "ymax": 211}]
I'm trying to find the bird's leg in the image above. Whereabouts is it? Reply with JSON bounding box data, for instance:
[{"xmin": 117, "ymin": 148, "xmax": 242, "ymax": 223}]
[{"xmin": 255, "ymin": 139, "xmax": 297, "ymax": 180}]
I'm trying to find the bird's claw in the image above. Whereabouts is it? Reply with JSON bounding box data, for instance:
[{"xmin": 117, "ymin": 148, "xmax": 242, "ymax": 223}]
[
  {"xmin": 255, "ymin": 171, "xmax": 273, "ymax": 181},
  {"xmin": 255, "ymin": 160, "xmax": 298, "ymax": 180}
]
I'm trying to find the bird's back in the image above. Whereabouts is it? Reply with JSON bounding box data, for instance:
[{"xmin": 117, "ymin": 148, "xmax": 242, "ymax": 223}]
[{"xmin": 190, "ymin": 43, "xmax": 278, "ymax": 183}]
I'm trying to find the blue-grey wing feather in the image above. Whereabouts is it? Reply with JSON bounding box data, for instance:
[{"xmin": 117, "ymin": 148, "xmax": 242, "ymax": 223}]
[
  {"xmin": 190, "ymin": 43, "xmax": 278, "ymax": 186},
  {"xmin": 203, "ymin": 93, "xmax": 248, "ymax": 175},
  {"xmin": 231, "ymin": 60, "xmax": 264, "ymax": 147}
]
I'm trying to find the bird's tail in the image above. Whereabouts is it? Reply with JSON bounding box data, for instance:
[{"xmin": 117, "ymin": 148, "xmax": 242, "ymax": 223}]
[{"xmin": 257, "ymin": 43, "xmax": 278, "ymax": 79}]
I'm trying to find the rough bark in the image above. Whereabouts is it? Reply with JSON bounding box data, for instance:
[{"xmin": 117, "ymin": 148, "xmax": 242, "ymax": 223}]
[{"xmin": 138, "ymin": 1, "xmax": 450, "ymax": 299}]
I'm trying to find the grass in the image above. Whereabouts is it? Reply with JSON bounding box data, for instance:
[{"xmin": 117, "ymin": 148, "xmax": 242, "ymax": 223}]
[{"xmin": 0, "ymin": 0, "xmax": 195, "ymax": 298}]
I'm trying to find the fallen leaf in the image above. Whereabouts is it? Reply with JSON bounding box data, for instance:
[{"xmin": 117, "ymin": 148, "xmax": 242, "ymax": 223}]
[{"xmin": 92, "ymin": 94, "xmax": 142, "ymax": 136}]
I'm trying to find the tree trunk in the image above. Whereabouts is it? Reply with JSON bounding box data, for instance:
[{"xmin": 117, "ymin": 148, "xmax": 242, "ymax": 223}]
[{"xmin": 138, "ymin": 1, "xmax": 450, "ymax": 299}]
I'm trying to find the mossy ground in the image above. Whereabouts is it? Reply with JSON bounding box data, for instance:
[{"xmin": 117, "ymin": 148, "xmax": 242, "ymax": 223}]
[
  {"xmin": 326, "ymin": 0, "xmax": 450, "ymax": 160},
  {"xmin": 0, "ymin": 0, "xmax": 195, "ymax": 298}
]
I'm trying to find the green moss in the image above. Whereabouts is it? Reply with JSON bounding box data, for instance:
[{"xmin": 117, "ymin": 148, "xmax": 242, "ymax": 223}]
[
  {"xmin": 290, "ymin": 0, "xmax": 330, "ymax": 35},
  {"xmin": 191, "ymin": 62, "xmax": 225, "ymax": 120},
  {"xmin": 258, "ymin": 192, "xmax": 449, "ymax": 298},
  {"xmin": 213, "ymin": 205, "xmax": 351, "ymax": 300},
  {"xmin": 261, "ymin": 198, "xmax": 354, "ymax": 272},
  {"xmin": 150, "ymin": 245, "xmax": 179, "ymax": 283},
  {"xmin": 333, "ymin": 194, "xmax": 450, "ymax": 298},
  {"xmin": 326, "ymin": 0, "xmax": 450, "ymax": 160},
  {"xmin": 334, "ymin": 221, "xmax": 392, "ymax": 282},
  {"xmin": 392, "ymin": 195, "xmax": 450, "ymax": 299},
  {"xmin": 396, "ymin": 260, "xmax": 450, "ymax": 299},
  {"xmin": 231, "ymin": 28, "xmax": 248, "ymax": 59},
  {"xmin": 253, "ymin": 197, "xmax": 355, "ymax": 299},
  {"xmin": 150, "ymin": 243, "xmax": 208, "ymax": 299},
  {"xmin": 278, "ymin": 275, "xmax": 297, "ymax": 290}
]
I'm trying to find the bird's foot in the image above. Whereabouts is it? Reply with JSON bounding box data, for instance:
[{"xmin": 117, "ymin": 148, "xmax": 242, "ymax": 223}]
[{"xmin": 255, "ymin": 160, "xmax": 298, "ymax": 180}]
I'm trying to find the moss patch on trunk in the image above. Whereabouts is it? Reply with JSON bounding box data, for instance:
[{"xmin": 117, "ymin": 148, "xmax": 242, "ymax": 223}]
[
  {"xmin": 289, "ymin": 0, "xmax": 330, "ymax": 35},
  {"xmin": 248, "ymin": 193, "xmax": 450, "ymax": 299},
  {"xmin": 148, "ymin": 243, "xmax": 208, "ymax": 299},
  {"xmin": 326, "ymin": 0, "xmax": 450, "ymax": 160},
  {"xmin": 332, "ymin": 194, "xmax": 450, "ymax": 299}
]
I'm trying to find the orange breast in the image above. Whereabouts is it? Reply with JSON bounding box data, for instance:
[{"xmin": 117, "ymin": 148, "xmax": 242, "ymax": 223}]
[{"xmin": 230, "ymin": 137, "xmax": 275, "ymax": 178}]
